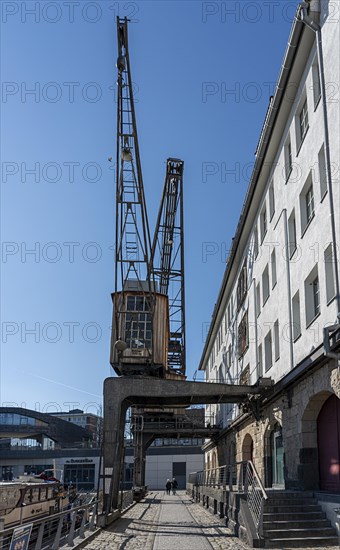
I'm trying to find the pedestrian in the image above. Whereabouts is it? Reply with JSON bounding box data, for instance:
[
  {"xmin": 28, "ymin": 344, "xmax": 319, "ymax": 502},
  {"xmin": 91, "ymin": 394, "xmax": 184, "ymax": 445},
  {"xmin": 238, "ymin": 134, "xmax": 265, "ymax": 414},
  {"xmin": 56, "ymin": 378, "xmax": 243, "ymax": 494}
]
[
  {"xmin": 172, "ymin": 477, "xmax": 178, "ymax": 495},
  {"xmin": 165, "ymin": 479, "xmax": 171, "ymax": 495}
]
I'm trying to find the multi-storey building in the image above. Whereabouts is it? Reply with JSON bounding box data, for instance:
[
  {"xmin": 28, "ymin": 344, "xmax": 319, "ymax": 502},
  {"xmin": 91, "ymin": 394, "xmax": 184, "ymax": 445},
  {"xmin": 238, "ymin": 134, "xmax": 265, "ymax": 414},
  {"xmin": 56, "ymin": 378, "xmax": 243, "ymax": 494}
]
[{"xmin": 199, "ymin": 0, "xmax": 339, "ymax": 496}]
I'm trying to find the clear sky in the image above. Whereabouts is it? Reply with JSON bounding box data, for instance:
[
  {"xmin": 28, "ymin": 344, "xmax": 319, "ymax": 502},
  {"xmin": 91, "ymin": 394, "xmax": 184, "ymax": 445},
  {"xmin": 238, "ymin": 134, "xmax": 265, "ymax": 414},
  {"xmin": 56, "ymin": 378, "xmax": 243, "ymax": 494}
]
[{"xmin": 0, "ymin": 0, "xmax": 296, "ymax": 414}]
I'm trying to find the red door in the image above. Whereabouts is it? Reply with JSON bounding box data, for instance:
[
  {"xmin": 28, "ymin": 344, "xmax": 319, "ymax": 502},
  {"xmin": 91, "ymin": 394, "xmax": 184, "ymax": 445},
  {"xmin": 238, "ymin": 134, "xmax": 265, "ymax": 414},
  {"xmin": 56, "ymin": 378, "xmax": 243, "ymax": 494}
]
[{"xmin": 317, "ymin": 394, "xmax": 340, "ymax": 492}]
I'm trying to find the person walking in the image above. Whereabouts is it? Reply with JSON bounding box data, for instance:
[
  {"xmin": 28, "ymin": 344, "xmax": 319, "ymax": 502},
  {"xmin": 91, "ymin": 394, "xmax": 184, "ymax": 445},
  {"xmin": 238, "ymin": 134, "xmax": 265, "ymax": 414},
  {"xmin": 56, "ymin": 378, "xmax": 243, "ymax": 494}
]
[
  {"xmin": 165, "ymin": 479, "xmax": 171, "ymax": 495},
  {"xmin": 171, "ymin": 477, "xmax": 178, "ymax": 495}
]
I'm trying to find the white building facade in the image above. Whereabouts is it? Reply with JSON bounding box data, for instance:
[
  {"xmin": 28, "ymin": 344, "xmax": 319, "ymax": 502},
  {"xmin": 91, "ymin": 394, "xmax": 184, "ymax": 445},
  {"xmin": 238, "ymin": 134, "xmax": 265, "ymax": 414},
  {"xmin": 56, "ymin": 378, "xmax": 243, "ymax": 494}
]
[{"xmin": 199, "ymin": 0, "xmax": 340, "ymax": 493}]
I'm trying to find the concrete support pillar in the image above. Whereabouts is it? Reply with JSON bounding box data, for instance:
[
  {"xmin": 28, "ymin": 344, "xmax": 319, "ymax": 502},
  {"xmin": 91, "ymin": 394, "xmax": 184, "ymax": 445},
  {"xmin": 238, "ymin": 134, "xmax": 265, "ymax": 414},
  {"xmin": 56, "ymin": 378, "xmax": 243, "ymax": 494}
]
[
  {"xmin": 133, "ymin": 425, "xmax": 144, "ymax": 488},
  {"xmin": 103, "ymin": 393, "xmax": 128, "ymax": 514},
  {"xmin": 133, "ymin": 430, "xmax": 154, "ymax": 488}
]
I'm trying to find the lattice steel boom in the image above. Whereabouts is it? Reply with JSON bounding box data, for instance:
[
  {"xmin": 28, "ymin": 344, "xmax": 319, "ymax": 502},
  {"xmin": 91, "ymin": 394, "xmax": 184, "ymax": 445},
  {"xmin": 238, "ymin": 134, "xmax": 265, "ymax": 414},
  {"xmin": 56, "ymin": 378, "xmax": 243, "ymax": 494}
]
[
  {"xmin": 150, "ymin": 159, "xmax": 186, "ymax": 374},
  {"xmin": 111, "ymin": 17, "xmax": 157, "ymax": 375}
]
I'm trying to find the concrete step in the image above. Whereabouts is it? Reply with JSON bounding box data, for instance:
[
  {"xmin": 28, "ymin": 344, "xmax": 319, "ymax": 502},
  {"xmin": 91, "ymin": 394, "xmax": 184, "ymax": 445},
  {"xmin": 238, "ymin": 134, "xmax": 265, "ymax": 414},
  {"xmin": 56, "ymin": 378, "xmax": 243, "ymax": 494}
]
[
  {"xmin": 263, "ymin": 519, "xmax": 331, "ymax": 530},
  {"xmin": 264, "ymin": 536, "xmax": 339, "ymax": 548},
  {"xmin": 265, "ymin": 504, "xmax": 320, "ymax": 513},
  {"xmin": 264, "ymin": 497, "xmax": 316, "ymax": 506},
  {"xmin": 265, "ymin": 490, "xmax": 314, "ymax": 498},
  {"xmin": 264, "ymin": 527, "xmax": 336, "ymax": 539},
  {"xmin": 263, "ymin": 511, "xmax": 326, "ymax": 521}
]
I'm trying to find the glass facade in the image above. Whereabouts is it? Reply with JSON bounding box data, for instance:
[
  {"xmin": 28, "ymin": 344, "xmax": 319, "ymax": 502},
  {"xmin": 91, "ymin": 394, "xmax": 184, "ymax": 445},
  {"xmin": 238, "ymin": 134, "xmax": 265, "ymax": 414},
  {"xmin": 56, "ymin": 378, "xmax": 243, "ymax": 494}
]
[
  {"xmin": 64, "ymin": 464, "xmax": 95, "ymax": 490},
  {"xmin": 0, "ymin": 413, "xmax": 38, "ymax": 425}
]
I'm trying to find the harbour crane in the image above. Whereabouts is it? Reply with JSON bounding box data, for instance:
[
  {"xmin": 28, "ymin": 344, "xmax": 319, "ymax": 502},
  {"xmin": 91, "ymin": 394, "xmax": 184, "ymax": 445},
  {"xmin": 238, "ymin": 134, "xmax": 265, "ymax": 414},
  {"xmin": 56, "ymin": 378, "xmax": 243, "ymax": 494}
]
[
  {"xmin": 103, "ymin": 19, "xmax": 273, "ymax": 514},
  {"xmin": 110, "ymin": 17, "xmax": 186, "ymax": 378}
]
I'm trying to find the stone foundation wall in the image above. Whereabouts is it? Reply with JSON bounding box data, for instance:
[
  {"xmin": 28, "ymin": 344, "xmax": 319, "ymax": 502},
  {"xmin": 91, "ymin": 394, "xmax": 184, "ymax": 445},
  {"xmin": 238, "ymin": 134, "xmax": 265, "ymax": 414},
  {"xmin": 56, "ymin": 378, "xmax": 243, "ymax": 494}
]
[
  {"xmin": 210, "ymin": 360, "xmax": 339, "ymax": 490},
  {"xmin": 187, "ymin": 483, "xmax": 262, "ymax": 548}
]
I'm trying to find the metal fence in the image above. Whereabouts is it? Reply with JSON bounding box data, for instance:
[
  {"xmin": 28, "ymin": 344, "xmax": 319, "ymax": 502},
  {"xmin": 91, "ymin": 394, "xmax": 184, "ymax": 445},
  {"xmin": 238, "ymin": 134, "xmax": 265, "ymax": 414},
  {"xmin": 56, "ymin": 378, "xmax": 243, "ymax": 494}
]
[
  {"xmin": 0, "ymin": 500, "xmax": 98, "ymax": 550},
  {"xmin": 189, "ymin": 461, "xmax": 267, "ymax": 535}
]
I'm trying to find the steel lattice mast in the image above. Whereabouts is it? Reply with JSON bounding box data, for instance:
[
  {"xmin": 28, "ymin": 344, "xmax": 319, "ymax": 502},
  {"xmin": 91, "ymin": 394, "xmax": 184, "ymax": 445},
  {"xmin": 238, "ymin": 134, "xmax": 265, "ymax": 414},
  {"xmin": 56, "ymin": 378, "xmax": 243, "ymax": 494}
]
[
  {"xmin": 113, "ymin": 17, "xmax": 155, "ymax": 370},
  {"xmin": 150, "ymin": 159, "xmax": 186, "ymax": 375}
]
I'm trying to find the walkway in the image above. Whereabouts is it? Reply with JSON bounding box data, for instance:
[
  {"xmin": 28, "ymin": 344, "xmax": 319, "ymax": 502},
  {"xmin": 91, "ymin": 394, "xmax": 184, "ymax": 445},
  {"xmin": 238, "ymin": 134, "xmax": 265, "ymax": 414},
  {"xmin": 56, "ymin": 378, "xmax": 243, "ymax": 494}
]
[{"xmin": 81, "ymin": 491, "xmax": 339, "ymax": 550}]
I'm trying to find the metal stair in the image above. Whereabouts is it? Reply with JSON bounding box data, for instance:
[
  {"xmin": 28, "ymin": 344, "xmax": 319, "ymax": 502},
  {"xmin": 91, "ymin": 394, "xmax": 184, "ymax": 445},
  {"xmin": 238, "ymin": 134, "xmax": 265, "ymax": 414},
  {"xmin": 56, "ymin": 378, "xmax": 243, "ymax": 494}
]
[{"xmin": 263, "ymin": 491, "xmax": 338, "ymax": 548}]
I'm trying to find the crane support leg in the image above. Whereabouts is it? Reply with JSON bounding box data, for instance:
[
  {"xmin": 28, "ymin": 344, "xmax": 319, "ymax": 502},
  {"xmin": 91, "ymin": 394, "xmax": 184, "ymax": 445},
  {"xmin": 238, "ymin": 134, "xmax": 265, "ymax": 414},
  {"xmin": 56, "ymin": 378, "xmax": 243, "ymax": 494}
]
[
  {"xmin": 103, "ymin": 397, "xmax": 128, "ymax": 517},
  {"xmin": 132, "ymin": 429, "xmax": 154, "ymax": 490},
  {"xmin": 102, "ymin": 374, "xmax": 273, "ymax": 522}
]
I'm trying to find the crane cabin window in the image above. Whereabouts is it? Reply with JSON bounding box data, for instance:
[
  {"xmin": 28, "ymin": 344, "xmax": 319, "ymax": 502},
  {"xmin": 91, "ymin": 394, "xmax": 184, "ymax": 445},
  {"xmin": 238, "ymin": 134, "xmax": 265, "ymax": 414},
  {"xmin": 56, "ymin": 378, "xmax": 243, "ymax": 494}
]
[{"xmin": 125, "ymin": 295, "xmax": 152, "ymax": 349}]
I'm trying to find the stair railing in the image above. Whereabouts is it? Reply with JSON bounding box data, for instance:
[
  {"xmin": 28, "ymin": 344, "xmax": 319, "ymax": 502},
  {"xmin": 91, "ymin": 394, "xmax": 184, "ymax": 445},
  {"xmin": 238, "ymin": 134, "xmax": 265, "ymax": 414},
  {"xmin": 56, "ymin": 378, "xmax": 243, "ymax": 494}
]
[
  {"xmin": 189, "ymin": 461, "xmax": 267, "ymax": 536},
  {"xmin": 242, "ymin": 460, "xmax": 268, "ymax": 536}
]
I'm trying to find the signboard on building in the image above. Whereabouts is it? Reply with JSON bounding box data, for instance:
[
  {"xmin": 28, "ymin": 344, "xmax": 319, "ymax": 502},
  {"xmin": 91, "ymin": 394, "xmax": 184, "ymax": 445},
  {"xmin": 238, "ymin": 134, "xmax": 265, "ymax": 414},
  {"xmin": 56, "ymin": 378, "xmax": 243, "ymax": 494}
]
[{"xmin": 9, "ymin": 524, "xmax": 33, "ymax": 550}]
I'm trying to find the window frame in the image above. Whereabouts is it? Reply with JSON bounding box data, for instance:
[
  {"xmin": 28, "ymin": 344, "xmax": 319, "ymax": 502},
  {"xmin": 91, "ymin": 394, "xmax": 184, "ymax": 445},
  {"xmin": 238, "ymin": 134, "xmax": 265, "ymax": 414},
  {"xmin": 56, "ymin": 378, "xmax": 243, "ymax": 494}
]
[{"xmin": 299, "ymin": 98, "xmax": 309, "ymax": 143}]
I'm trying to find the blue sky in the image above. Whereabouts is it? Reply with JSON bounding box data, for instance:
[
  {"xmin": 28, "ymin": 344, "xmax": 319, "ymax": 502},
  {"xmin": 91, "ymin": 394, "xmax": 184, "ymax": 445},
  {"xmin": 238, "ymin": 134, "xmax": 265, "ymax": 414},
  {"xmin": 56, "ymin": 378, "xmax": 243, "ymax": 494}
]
[{"xmin": 0, "ymin": 0, "xmax": 296, "ymax": 413}]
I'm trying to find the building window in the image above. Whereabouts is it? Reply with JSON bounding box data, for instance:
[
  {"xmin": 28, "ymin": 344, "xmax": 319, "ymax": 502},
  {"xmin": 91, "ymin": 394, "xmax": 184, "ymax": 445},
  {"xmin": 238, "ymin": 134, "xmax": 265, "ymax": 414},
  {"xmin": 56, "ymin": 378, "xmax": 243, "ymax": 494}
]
[
  {"xmin": 292, "ymin": 290, "xmax": 301, "ymax": 341},
  {"xmin": 300, "ymin": 173, "xmax": 315, "ymax": 235},
  {"xmin": 258, "ymin": 343, "xmax": 263, "ymax": 377},
  {"xmin": 312, "ymin": 57, "xmax": 321, "ymax": 107},
  {"xmin": 262, "ymin": 265, "xmax": 270, "ymax": 305},
  {"xmin": 237, "ymin": 259, "xmax": 248, "ymax": 309},
  {"xmin": 271, "ymin": 248, "xmax": 277, "ymax": 288},
  {"xmin": 256, "ymin": 282, "xmax": 261, "ymax": 317},
  {"xmin": 305, "ymin": 266, "xmax": 320, "ymax": 325},
  {"xmin": 306, "ymin": 184, "xmax": 315, "ymax": 225},
  {"xmin": 313, "ymin": 277, "xmax": 320, "ymax": 316},
  {"xmin": 228, "ymin": 344, "xmax": 232, "ymax": 369},
  {"xmin": 218, "ymin": 364, "xmax": 224, "ymax": 383},
  {"xmin": 125, "ymin": 295, "xmax": 152, "ymax": 349},
  {"xmin": 240, "ymin": 364, "xmax": 250, "ymax": 386},
  {"xmin": 269, "ymin": 180, "xmax": 275, "ymax": 220},
  {"xmin": 264, "ymin": 330, "xmax": 273, "ymax": 372},
  {"xmin": 260, "ymin": 205, "xmax": 267, "ymax": 242},
  {"xmin": 284, "ymin": 138, "xmax": 293, "ymax": 182},
  {"xmin": 238, "ymin": 310, "xmax": 249, "ymax": 357},
  {"xmin": 324, "ymin": 244, "xmax": 336, "ymax": 303},
  {"xmin": 64, "ymin": 464, "xmax": 95, "ymax": 490},
  {"xmin": 318, "ymin": 144, "xmax": 327, "ymax": 199},
  {"xmin": 2, "ymin": 466, "xmax": 14, "ymax": 481},
  {"xmin": 274, "ymin": 320, "xmax": 280, "ymax": 361},
  {"xmin": 299, "ymin": 98, "xmax": 309, "ymax": 143},
  {"xmin": 288, "ymin": 209, "xmax": 297, "ymax": 258}
]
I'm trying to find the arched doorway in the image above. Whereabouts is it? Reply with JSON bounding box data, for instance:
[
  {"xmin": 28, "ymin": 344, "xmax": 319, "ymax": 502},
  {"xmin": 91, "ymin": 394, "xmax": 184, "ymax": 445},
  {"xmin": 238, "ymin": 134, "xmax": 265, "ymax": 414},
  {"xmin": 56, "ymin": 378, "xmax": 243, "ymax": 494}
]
[
  {"xmin": 270, "ymin": 424, "xmax": 284, "ymax": 487},
  {"xmin": 317, "ymin": 394, "xmax": 340, "ymax": 492},
  {"xmin": 242, "ymin": 433, "xmax": 254, "ymax": 462}
]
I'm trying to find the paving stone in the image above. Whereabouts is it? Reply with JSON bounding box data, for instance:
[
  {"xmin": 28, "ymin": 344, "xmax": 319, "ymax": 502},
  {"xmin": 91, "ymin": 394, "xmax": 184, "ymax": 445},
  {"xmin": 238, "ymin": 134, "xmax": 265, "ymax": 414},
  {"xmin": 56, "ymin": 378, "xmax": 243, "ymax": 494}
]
[{"xmin": 80, "ymin": 491, "xmax": 340, "ymax": 550}]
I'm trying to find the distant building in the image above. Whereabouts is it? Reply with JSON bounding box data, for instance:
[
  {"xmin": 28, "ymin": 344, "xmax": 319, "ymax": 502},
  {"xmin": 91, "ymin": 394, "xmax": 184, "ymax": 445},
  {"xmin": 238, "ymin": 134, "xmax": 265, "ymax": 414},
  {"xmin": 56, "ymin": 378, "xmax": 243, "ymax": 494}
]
[
  {"xmin": 199, "ymin": 0, "xmax": 340, "ymax": 500},
  {"xmin": 0, "ymin": 407, "xmax": 204, "ymax": 491},
  {"xmin": 0, "ymin": 407, "xmax": 98, "ymax": 490},
  {"xmin": 49, "ymin": 409, "xmax": 102, "ymax": 445}
]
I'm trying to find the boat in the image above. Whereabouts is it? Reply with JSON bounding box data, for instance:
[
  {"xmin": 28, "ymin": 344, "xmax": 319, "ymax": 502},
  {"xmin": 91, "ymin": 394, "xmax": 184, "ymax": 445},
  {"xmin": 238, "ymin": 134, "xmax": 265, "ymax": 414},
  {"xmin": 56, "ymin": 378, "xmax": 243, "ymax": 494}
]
[{"xmin": 0, "ymin": 474, "xmax": 74, "ymax": 528}]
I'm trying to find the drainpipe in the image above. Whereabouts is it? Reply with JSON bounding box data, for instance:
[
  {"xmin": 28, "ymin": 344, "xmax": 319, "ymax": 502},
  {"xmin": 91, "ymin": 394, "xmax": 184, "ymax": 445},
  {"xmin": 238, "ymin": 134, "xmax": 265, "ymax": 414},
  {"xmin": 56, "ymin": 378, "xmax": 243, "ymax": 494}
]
[
  {"xmin": 299, "ymin": 1, "xmax": 340, "ymax": 315},
  {"xmin": 250, "ymin": 278, "xmax": 259, "ymax": 378}
]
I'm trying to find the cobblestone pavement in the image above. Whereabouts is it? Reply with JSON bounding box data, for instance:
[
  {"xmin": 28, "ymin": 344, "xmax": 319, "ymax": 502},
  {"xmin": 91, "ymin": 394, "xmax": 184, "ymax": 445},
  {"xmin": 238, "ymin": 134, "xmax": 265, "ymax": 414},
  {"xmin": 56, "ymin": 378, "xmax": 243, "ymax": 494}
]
[{"xmin": 81, "ymin": 491, "xmax": 340, "ymax": 550}]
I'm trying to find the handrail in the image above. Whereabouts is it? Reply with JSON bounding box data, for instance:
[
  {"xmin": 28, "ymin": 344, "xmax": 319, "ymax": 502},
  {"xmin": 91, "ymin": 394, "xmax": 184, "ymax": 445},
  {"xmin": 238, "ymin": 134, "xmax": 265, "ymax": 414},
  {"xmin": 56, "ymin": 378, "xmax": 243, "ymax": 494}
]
[
  {"xmin": 189, "ymin": 461, "xmax": 267, "ymax": 537},
  {"xmin": 246, "ymin": 460, "xmax": 267, "ymax": 500},
  {"xmin": 0, "ymin": 499, "xmax": 99, "ymax": 550}
]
